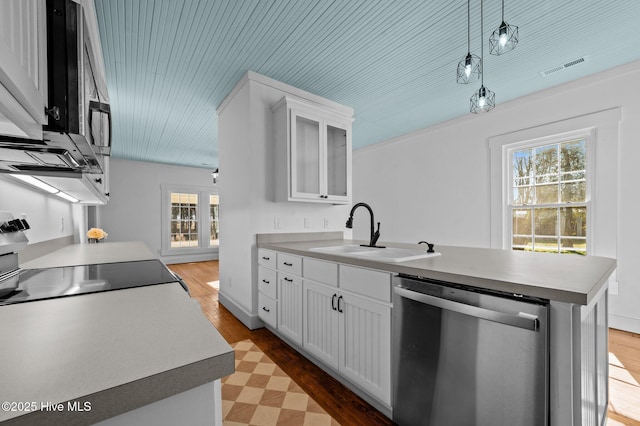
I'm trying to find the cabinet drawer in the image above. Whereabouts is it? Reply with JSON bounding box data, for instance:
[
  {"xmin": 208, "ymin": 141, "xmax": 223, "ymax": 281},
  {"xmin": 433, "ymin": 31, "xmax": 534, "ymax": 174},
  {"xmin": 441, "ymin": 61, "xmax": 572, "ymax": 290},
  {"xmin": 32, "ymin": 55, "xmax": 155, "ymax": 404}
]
[
  {"xmin": 258, "ymin": 249, "xmax": 277, "ymax": 269},
  {"xmin": 258, "ymin": 293, "xmax": 277, "ymax": 329},
  {"xmin": 277, "ymin": 252, "xmax": 302, "ymax": 276},
  {"xmin": 339, "ymin": 265, "xmax": 392, "ymax": 302},
  {"xmin": 258, "ymin": 266, "xmax": 277, "ymax": 299},
  {"xmin": 303, "ymin": 257, "xmax": 338, "ymax": 287}
]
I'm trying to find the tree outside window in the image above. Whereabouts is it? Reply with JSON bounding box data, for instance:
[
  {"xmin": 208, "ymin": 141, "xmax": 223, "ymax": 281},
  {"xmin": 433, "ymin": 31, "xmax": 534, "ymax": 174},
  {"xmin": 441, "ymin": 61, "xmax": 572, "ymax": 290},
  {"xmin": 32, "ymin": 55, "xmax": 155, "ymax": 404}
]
[
  {"xmin": 170, "ymin": 193, "xmax": 199, "ymax": 248},
  {"xmin": 511, "ymin": 139, "xmax": 587, "ymax": 255},
  {"xmin": 210, "ymin": 194, "xmax": 219, "ymax": 246}
]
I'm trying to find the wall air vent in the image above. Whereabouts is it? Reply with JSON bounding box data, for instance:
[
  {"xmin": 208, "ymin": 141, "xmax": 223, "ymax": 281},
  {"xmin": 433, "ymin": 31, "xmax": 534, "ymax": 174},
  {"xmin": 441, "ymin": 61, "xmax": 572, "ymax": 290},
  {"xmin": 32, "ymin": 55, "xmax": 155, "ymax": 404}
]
[{"xmin": 540, "ymin": 56, "xmax": 588, "ymax": 77}]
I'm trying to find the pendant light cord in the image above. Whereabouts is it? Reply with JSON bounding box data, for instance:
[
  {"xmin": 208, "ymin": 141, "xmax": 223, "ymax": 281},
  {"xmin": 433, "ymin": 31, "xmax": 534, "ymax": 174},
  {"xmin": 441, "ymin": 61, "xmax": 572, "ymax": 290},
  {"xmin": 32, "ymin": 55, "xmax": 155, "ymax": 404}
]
[
  {"xmin": 467, "ymin": 0, "xmax": 471, "ymax": 51},
  {"xmin": 501, "ymin": 0, "xmax": 505, "ymax": 20},
  {"xmin": 480, "ymin": 0, "xmax": 484, "ymax": 85}
]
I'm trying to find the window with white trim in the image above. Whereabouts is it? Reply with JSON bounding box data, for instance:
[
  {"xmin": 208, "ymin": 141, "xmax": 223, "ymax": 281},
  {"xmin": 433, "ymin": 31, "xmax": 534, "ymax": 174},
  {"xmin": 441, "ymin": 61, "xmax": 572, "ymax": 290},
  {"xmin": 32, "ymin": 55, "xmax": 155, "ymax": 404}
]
[
  {"xmin": 209, "ymin": 194, "xmax": 219, "ymax": 246},
  {"xmin": 161, "ymin": 185, "xmax": 219, "ymax": 255},
  {"xmin": 170, "ymin": 192, "xmax": 199, "ymax": 248},
  {"xmin": 509, "ymin": 138, "xmax": 589, "ymax": 255}
]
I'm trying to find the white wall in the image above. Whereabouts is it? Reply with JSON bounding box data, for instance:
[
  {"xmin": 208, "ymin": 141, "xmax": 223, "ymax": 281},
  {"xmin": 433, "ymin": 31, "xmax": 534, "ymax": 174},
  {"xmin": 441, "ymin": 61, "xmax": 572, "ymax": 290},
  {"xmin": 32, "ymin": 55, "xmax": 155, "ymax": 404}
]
[
  {"xmin": 0, "ymin": 176, "xmax": 79, "ymax": 244},
  {"xmin": 353, "ymin": 60, "xmax": 640, "ymax": 333},
  {"xmin": 217, "ymin": 73, "xmax": 352, "ymax": 328},
  {"xmin": 97, "ymin": 158, "xmax": 217, "ymax": 263}
]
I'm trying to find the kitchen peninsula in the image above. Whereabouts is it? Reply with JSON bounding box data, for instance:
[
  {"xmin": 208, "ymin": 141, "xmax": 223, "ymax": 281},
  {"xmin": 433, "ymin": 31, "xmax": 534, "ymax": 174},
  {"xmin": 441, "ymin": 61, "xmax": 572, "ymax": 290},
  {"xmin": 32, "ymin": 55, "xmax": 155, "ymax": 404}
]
[
  {"xmin": 254, "ymin": 233, "xmax": 616, "ymax": 426},
  {"xmin": 0, "ymin": 242, "xmax": 234, "ymax": 426}
]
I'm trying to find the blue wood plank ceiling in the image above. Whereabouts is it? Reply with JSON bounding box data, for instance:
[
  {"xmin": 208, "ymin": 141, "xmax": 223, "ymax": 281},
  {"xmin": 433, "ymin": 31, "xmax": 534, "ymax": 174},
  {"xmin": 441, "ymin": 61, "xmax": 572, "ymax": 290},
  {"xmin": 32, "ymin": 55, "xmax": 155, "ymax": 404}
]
[{"xmin": 94, "ymin": 0, "xmax": 640, "ymax": 168}]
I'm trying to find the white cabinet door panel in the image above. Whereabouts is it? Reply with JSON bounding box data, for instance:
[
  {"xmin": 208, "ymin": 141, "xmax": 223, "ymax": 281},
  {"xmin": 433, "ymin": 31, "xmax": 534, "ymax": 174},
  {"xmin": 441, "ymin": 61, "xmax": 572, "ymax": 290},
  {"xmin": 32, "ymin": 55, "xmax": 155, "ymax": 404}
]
[
  {"xmin": 339, "ymin": 292, "xmax": 391, "ymax": 405},
  {"xmin": 302, "ymin": 280, "xmax": 339, "ymax": 369},
  {"xmin": 277, "ymin": 273, "xmax": 303, "ymax": 345},
  {"xmin": 0, "ymin": 0, "xmax": 46, "ymax": 138}
]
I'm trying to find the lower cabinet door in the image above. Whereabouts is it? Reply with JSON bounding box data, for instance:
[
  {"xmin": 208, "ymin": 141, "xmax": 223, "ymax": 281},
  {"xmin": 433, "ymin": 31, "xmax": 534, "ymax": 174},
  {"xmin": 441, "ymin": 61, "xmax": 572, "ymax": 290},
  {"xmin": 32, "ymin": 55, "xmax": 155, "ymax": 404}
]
[
  {"xmin": 258, "ymin": 292, "xmax": 277, "ymax": 329},
  {"xmin": 338, "ymin": 292, "xmax": 391, "ymax": 405},
  {"xmin": 277, "ymin": 273, "xmax": 303, "ymax": 345},
  {"xmin": 302, "ymin": 280, "xmax": 340, "ymax": 369}
]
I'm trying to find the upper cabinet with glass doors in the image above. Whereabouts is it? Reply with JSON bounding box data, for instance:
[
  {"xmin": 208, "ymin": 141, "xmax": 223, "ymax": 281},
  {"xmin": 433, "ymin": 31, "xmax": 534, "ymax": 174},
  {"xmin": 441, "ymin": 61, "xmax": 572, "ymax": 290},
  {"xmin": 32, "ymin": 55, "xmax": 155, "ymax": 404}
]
[{"xmin": 272, "ymin": 96, "xmax": 353, "ymax": 204}]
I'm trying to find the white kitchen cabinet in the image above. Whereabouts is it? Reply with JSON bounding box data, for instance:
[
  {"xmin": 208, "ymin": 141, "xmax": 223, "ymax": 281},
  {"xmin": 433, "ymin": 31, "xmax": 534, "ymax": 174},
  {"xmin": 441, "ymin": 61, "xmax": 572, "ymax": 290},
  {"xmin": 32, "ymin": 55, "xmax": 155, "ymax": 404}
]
[
  {"xmin": 302, "ymin": 263, "xmax": 391, "ymax": 406},
  {"xmin": 272, "ymin": 96, "xmax": 352, "ymax": 204},
  {"xmin": 257, "ymin": 249, "xmax": 304, "ymax": 345},
  {"xmin": 255, "ymin": 249, "xmax": 391, "ymax": 407},
  {"xmin": 0, "ymin": 0, "xmax": 47, "ymax": 139},
  {"xmin": 302, "ymin": 280, "xmax": 340, "ymax": 368},
  {"xmin": 338, "ymin": 289, "xmax": 391, "ymax": 405},
  {"xmin": 275, "ymin": 252, "xmax": 303, "ymax": 345},
  {"xmin": 257, "ymin": 249, "xmax": 277, "ymax": 327},
  {"xmin": 277, "ymin": 271, "xmax": 303, "ymax": 345}
]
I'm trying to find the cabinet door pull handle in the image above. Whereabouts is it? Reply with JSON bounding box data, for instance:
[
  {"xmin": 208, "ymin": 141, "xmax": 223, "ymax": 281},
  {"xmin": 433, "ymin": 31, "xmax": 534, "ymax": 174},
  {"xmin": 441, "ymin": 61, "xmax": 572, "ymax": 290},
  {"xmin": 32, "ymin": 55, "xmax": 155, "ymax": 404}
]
[
  {"xmin": 284, "ymin": 277, "xmax": 293, "ymax": 282},
  {"xmin": 262, "ymin": 256, "xmax": 270, "ymax": 260},
  {"xmin": 337, "ymin": 295, "xmax": 344, "ymax": 313},
  {"xmin": 283, "ymin": 262, "xmax": 293, "ymax": 266},
  {"xmin": 331, "ymin": 294, "xmax": 337, "ymax": 311},
  {"xmin": 262, "ymin": 307, "xmax": 270, "ymax": 313},
  {"xmin": 262, "ymin": 279, "xmax": 269, "ymax": 284}
]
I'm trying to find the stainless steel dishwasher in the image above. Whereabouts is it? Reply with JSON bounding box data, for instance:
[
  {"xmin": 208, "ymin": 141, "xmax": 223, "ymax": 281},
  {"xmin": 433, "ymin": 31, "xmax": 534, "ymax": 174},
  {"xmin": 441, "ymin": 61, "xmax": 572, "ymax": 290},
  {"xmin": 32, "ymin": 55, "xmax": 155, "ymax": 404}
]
[{"xmin": 392, "ymin": 275, "xmax": 549, "ymax": 426}]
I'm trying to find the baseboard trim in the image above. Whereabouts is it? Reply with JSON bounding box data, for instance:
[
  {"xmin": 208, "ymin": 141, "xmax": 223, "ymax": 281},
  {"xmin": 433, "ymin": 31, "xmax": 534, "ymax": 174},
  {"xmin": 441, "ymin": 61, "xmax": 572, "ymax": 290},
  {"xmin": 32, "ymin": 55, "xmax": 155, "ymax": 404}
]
[
  {"xmin": 610, "ymin": 314, "xmax": 640, "ymax": 334},
  {"xmin": 218, "ymin": 292, "xmax": 264, "ymax": 330}
]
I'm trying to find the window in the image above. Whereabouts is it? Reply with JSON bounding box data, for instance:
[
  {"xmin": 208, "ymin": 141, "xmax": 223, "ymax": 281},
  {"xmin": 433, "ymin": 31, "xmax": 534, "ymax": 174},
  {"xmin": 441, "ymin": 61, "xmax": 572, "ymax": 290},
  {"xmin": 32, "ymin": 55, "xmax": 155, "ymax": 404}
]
[
  {"xmin": 170, "ymin": 193, "xmax": 199, "ymax": 248},
  {"xmin": 210, "ymin": 194, "xmax": 219, "ymax": 246},
  {"xmin": 489, "ymin": 108, "xmax": 619, "ymax": 263},
  {"xmin": 509, "ymin": 139, "xmax": 588, "ymax": 255},
  {"xmin": 161, "ymin": 185, "xmax": 219, "ymax": 255}
]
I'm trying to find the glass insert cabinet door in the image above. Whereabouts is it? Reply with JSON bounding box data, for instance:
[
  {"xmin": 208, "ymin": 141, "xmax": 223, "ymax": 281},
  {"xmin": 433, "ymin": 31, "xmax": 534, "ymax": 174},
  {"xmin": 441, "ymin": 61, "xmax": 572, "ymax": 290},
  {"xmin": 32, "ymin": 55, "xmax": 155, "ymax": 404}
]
[
  {"xmin": 326, "ymin": 123, "xmax": 348, "ymax": 198},
  {"xmin": 289, "ymin": 108, "xmax": 350, "ymax": 203},
  {"xmin": 291, "ymin": 111, "xmax": 321, "ymax": 197}
]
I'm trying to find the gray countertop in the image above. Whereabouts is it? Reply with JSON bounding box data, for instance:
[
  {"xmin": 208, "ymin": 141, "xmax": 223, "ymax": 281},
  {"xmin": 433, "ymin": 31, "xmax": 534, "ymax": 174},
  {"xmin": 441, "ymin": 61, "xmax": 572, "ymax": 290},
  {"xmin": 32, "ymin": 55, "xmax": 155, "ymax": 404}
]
[
  {"xmin": 257, "ymin": 237, "xmax": 616, "ymax": 305},
  {"xmin": 19, "ymin": 241, "xmax": 157, "ymax": 269},
  {"xmin": 1, "ymin": 242, "xmax": 234, "ymax": 425}
]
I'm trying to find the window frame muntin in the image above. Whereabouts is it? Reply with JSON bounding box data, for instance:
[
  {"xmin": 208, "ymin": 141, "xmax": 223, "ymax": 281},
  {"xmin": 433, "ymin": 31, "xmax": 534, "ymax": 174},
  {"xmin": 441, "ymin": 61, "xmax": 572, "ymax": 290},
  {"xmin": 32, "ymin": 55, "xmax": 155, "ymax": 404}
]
[
  {"xmin": 161, "ymin": 184, "xmax": 219, "ymax": 256},
  {"xmin": 506, "ymin": 130, "xmax": 594, "ymax": 254}
]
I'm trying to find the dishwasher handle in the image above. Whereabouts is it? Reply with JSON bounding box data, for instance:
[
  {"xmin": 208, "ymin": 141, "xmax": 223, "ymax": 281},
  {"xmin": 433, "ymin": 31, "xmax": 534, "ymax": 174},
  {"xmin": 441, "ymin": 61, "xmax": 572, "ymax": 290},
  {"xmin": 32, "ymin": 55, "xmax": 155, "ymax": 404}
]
[{"xmin": 394, "ymin": 285, "xmax": 539, "ymax": 331}]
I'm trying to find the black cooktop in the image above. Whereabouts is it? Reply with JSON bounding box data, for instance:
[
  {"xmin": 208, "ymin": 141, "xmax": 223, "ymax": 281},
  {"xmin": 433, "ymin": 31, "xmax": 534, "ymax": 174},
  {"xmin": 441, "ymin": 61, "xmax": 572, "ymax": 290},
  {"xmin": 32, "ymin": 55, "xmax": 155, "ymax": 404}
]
[{"xmin": 0, "ymin": 259, "xmax": 180, "ymax": 305}]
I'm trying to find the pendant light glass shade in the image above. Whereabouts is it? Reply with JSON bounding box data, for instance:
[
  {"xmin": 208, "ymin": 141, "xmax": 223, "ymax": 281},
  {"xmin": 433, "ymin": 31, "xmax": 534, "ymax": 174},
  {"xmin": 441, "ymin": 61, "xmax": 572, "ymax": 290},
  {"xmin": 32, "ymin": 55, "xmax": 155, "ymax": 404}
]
[
  {"xmin": 489, "ymin": 0, "xmax": 518, "ymax": 55},
  {"xmin": 456, "ymin": 0, "xmax": 480, "ymax": 84},
  {"xmin": 470, "ymin": 85, "xmax": 495, "ymax": 113}
]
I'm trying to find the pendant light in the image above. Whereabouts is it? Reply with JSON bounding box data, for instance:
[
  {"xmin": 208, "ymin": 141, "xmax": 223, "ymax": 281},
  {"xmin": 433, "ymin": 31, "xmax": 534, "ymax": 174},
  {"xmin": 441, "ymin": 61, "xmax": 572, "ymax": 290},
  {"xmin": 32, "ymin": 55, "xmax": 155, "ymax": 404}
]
[
  {"xmin": 456, "ymin": 0, "xmax": 480, "ymax": 84},
  {"xmin": 470, "ymin": 0, "xmax": 495, "ymax": 114},
  {"xmin": 489, "ymin": 0, "xmax": 518, "ymax": 55}
]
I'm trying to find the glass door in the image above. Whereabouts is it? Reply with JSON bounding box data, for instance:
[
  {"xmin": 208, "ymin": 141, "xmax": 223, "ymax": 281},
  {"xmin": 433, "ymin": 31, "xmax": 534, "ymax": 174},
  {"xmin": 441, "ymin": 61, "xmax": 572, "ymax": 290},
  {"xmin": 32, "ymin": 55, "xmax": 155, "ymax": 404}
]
[
  {"xmin": 290, "ymin": 110, "xmax": 322, "ymax": 200},
  {"xmin": 325, "ymin": 122, "xmax": 349, "ymax": 200}
]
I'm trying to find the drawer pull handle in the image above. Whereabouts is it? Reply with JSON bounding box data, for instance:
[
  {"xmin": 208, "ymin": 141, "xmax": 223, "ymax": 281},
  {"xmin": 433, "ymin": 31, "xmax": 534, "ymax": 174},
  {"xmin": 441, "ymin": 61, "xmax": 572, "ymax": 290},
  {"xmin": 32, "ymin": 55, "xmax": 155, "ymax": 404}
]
[
  {"xmin": 284, "ymin": 277, "xmax": 293, "ymax": 282},
  {"xmin": 262, "ymin": 307, "xmax": 270, "ymax": 313},
  {"xmin": 331, "ymin": 294, "xmax": 337, "ymax": 311},
  {"xmin": 283, "ymin": 262, "xmax": 293, "ymax": 266},
  {"xmin": 337, "ymin": 295, "xmax": 344, "ymax": 313},
  {"xmin": 262, "ymin": 256, "xmax": 270, "ymax": 260},
  {"xmin": 262, "ymin": 279, "xmax": 270, "ymax": 284}
]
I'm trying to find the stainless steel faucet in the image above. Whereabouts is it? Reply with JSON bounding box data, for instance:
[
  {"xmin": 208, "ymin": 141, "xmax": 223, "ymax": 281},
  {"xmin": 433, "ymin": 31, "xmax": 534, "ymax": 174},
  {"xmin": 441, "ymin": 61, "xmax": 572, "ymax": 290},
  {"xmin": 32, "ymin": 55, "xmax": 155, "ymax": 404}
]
[{"xmin": 345, "ymin": 202, "xmax": 385, "ymax": 248}]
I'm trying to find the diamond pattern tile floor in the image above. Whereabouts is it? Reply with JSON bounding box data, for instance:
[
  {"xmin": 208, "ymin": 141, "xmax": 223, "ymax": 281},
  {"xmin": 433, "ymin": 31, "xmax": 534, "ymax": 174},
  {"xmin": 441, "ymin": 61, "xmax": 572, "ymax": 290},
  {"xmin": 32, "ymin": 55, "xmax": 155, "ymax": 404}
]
[{"xmin": 222, "ymin": 340, "xmax": 340, "ymax": 426}]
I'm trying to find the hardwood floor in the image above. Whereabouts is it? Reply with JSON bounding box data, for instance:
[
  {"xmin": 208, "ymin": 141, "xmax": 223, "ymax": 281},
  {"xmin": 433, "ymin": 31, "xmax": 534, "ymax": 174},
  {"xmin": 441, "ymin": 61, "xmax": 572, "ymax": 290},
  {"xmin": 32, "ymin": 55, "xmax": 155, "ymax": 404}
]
[
  {"xmin": 168, "ymin": 261, "xmax": 391, "ymax": 426},
  {"xmin": 608, "ymin": 328, "xmax": 640, "ymax": 426},
  {"xmin": 168, "ymin": 260, "xmax": 640, "ymax": 426}
]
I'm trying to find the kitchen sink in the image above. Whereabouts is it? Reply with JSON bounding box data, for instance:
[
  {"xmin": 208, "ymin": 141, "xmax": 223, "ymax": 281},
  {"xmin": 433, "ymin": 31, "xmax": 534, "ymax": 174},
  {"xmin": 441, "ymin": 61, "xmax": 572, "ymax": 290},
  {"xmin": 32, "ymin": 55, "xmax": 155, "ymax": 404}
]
[
  {"xmin": 309, "ymin": 245, "xmax": 441, "ymax": 263},
  {"xmin": 309, "ymin": 245, "xmax": 375, "ymax": 254}
]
